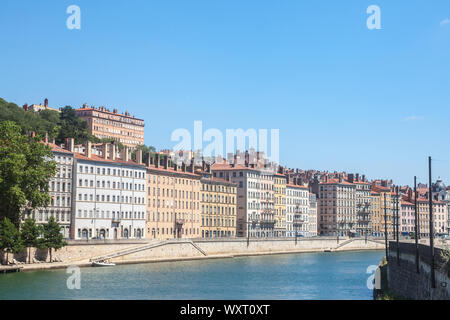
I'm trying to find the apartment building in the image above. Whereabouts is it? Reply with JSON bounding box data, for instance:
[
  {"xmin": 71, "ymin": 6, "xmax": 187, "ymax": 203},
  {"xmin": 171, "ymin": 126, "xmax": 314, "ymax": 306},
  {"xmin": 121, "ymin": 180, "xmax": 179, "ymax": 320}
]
[
  {"xmin": 211, "ymin": 161, "xmax": 276, "ymax": 238},
  {"xmin": 371, "ymin": 185, "xmax": 393, "ymax": 237},
  {"xmin": 274, "ymin": 173, "xmax": 287, "ymax": 237},
  {"xmin": 348, "ymin": 174, "xmax": 371, "ymax": 237},
  {"xmin": 73, "ymin": 142, "xmax": 147, "ymax": 240},
  {"xmin": 309, "ymin": 193, "xmax": 318, "ymax": 237},
  {"xmin": 76, "ymin": 106, "xmax": 145, "ymax": 148},
  {"xmin": 25, "ymin": 139, "xmax": 75, "ymax": 238},
  {"xmin": 146, "ymin": 154, "xmax": 202, "ymax": 240},
  {"xmin": 200, "ymin": 173, "xmax": 237, "ymax": 238},
  {"xmin": 400, "ymin": 199, "xmax": 415, "ymax": 235},
  {"xmin": 286, "ymin": 183, "xmax": 309, "ymax": 237},
  {"xmin": 315, "ymin": 177, "xmax": 356, "ymax": 236}
]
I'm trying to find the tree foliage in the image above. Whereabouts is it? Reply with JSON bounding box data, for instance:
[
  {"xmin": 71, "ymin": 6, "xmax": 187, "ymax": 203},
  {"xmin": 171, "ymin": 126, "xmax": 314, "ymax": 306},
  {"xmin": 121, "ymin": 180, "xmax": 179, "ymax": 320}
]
[
  {"xmin": 132, "ymin": 144, "xmax": 156, "ymax": 162},
  {"xmin": 57, "ymin": 106, "xmax": 94, "ymax": 144},
  {"xmin": 21, "ymin": 218, "xmax": 42, "ymax": 263},
  {"xmin": 0, "ymin": 98, "xmax": 96, "ymax": 144},
  {"xmin": 40, "ymin": 216, "xmax": 67, "ymax": 263},
  {"xmin": 0, "ymin": 121, "xmax": 57, "ymax": 225},
  {"xmin": 0, "ymin": 217, "xmax": 23, "ymax": 264}
]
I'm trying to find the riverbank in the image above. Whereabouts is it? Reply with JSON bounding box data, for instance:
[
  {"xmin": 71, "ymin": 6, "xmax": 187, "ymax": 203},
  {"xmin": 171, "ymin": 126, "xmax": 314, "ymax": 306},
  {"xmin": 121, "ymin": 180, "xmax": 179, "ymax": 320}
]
[{"xmin": 1, "ymin": 237, "xmax": 385, "ymax": 272}]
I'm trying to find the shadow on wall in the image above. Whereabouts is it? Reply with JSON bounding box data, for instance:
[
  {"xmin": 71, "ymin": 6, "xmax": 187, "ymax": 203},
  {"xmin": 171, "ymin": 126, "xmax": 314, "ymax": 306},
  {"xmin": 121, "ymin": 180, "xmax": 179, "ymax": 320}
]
[{"xmin": 0, "ymin": 248, "xmax": 50, "ymax": 264}]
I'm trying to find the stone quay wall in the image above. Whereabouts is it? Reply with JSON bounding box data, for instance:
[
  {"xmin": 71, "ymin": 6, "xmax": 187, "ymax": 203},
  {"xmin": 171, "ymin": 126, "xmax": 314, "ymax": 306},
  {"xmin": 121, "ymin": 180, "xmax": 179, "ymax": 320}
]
[
  {"xmin": 1, "ymin": 237, "xmax": 385, "ymax": 269},
  {"xmin": 387, "ymin": 241, "xmax": 450, "ymax": 300}
]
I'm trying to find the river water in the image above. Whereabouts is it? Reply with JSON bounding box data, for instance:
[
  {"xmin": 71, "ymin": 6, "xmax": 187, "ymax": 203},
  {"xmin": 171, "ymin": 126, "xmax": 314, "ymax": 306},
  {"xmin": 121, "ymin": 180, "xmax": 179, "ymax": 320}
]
[{"xmin": 0, "ymin": 250, "xmax": 383, "ymax": 300}]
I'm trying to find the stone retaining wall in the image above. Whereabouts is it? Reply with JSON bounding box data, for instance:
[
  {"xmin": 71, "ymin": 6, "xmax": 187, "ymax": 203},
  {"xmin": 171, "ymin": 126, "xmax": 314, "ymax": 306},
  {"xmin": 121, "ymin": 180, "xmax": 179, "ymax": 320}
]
[
  {"xmin": 387, "ymin": 241, "xmax": 450, "ymax": 300},
  {"xmin": 1, "ymin": 237, "xmax": 385, "ymax": 267}
]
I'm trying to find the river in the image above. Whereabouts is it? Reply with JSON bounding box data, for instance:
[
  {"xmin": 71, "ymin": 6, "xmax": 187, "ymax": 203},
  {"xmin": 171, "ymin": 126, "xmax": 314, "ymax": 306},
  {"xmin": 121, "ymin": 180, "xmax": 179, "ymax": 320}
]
[{"xmin": 0, "ymin": 250, "xmax": 383, "ymax": 300}]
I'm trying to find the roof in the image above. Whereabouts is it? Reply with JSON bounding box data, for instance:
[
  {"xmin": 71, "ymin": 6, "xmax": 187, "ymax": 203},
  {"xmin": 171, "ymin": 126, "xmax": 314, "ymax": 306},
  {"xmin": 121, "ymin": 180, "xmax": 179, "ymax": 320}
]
[
  {"xmin": 76, "ymin": 107, "xmax": 144, "ymax": 121},
  {"xmin": 44, "ymin": 142, "xmax": 74, "ymax": 155},
  {"xmin": 211, "ymin": 162, "xmax": 259, "ymax": 172},
  {"xmin": 320, "ymin": 178, "xmax": 354, "ymax": 186},
  {"xmin": 353, "ymin": 180, "xmax": 371, "ymax": 185},
  {"xmin": 74, "ymin": 152, "xmax": 146, "ymax": 168},
  {"xmin": 286, "ymin": 184, "xmax": 308, "ymax": 190}
]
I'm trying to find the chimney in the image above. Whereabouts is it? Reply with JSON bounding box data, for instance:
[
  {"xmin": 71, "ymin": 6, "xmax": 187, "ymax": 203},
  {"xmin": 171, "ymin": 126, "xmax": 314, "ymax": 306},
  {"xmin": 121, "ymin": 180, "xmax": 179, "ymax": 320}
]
[
  {"xmin": 155, "ymin": 153, "xmax": 160, "ymax": 168},
  {"xmin": 173, "ymin": 162, "xmax": 178, "ymax": 171},
  {"xmin": 124, "ymin": 147, "xmax": 129, "ymax": 162},
  {"xmin": 202, "ymin": 160, "xmax": 207, "ymax": 172},
  {"xmin": 84, "ymin": 141, "xmax": 92, "ymax": 158},
  {"xmin": 110, "ymin": 144, "xmax": 116, "ymax": 161},
  {"xmin": 145, "ymin": 153, "xmax": 151, "ymax": 167},
  {"xmin": 348, "ymin": 174, "xmax": 354, "ymax": 183},
  {"xmin": 163, "ymin": 155, "xmax": 169, "ymax": 169},
  {"xmin": 102, "ymin": 143, "xmax": 108, "ymax": 159},
  {"xmin": 136, "ymin": 149, "xmax": 143, "ymax": 164},
  {"xmin": 44, "ymin": 98, "xmax": 48, "ymax": 108},
  {"xmin": 182, "ymin": 162, "xmax": 186, "ymax": 172},
  {"xmin": 83, "ymin": 103, "xmax": 87, "ymax": 108},
  {"xmin": 362, "ymin": 175, "xmax": 366, "ymax": 182},
  {"xmin": 65, "ymin": 138, "xmax": 74, "ymax": 152},
  {"xmin": 356, "ymin": 173, "xmax": 360, "ymax": 182},
  {"xmin": 190, "ymin": 158, "xmax": 195, "ymax": 173},
  {"xmin": 207, "ymin": 163, "xmax": 211, "ymax": 174},
  {"xmin": 339, "ymin": 176, "xmax": 343, "ymax": 183},
  {"xmin": 44, "ymin": 132, "xmax": 49, "ymax": 144}
]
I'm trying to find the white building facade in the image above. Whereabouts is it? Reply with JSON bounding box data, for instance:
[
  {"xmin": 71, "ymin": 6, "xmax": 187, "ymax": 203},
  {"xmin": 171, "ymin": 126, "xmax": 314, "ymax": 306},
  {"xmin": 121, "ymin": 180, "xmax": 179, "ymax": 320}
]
[
  {"xmin": 212, "ymin": 163, "xmax": 276, "ymax": 238},
  {"xmin": 73, "ymin": 143, "xmax": 146, "ymax": 240},
  {"xmin": 26, "ymin": 142, "xmax": 74, "ymax": 238},
  {"xmin": 308, "ymin": 193, "xmax": 318, "ymax": 237},
  {"xmin": 287, "ymin": 184, "xmax": 309, "ymax": 237}
]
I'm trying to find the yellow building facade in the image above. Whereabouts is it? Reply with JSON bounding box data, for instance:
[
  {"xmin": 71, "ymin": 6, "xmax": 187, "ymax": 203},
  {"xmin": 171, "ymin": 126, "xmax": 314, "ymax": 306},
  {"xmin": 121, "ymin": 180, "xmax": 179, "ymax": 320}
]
[
  {"xmin": 146, "ymin": 159, "xmax": 201, "ymax": 240},
  {"xmin": 274, "ymin": 173, "xmax": 287, "ymax": 237},
  {"xmin": 200, "ymin": 177, "xmax": 237, "ymax": 238},
  {"xmin": 370, "ymin": 186, "xmax": 393, "ymax": 237}
]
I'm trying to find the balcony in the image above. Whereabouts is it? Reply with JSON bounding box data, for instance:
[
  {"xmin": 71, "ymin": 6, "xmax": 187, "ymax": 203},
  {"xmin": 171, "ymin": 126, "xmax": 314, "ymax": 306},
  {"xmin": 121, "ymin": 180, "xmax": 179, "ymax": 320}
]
[{"xmin": 112, "ymin": 216, "xmax": 121, "ymax": 223}]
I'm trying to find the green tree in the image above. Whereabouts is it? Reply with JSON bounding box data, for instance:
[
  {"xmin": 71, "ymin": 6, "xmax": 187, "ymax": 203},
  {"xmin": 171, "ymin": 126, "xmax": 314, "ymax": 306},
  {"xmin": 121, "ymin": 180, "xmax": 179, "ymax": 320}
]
[
  {"xmin": 21, "ymin": 218, "xmax": 42, "ymax": 264},
  {"xmin": 0, "ymin": 98, "xmax": 59, "ymax": 139},
  {"xmin": 57, "ymin": 106, "xmax": 92, "ymax": 144},
  {"xmin": 132, "ymin": 145, "xmax": 156, "ymax": 162},
  {"xmin": 0, "ymin": 217, "xmax": 24, "ymax": 265},
  {"xmin": 40, "ymin": 217, "xmax": 67, "ymax": 263},
  {"xmin": 0, "ymin": 121, "xmax": 57, "ymax": 226}
]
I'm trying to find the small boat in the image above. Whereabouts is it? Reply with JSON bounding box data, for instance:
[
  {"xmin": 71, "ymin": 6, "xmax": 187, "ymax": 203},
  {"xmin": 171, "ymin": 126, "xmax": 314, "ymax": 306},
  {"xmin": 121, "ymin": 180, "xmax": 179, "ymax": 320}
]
[{"xmin": 92, "ymin": 260, "xmax": 116, "ymax": 267}]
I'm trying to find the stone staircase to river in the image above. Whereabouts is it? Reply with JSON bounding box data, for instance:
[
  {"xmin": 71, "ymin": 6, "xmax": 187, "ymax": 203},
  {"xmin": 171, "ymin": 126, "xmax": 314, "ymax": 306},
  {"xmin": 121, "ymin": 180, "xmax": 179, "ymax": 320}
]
[{"xmin": 90, "ymin": 239, "xmax": 207, "ymax": 262}]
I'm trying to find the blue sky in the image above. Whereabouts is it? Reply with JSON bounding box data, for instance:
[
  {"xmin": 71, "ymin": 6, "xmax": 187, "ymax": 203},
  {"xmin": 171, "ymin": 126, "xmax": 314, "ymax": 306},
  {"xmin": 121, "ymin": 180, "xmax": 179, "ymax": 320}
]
[{"xmin": 1, "ymin": 0, "xmax": 450, "ymax": 186}]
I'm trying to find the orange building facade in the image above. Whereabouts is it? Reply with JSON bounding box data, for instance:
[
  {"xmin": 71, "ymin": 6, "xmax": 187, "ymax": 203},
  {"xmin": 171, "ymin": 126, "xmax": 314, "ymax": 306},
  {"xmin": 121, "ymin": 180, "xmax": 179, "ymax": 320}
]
[{"xmin": 76, "ymin": 106, "xmax": 145, "ymax": 148}]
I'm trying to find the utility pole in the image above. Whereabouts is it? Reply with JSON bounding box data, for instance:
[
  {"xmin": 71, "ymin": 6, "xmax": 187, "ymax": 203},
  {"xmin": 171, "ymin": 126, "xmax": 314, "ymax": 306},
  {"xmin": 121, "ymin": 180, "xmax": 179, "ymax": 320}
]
[
  {"xmin": 428, "ymin": 156, "xmax": 436, "ymax": 288},
  {"xmin": 384, "ymin": 193, "xmax": 388, "ymax": 262},
  {"xmin": 414, "ymin": 176, "xmax": 420, "ymax": 274},
  {"xmin": 396, "ymin": 186, "xmax": 400, "ymax": 265}
]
